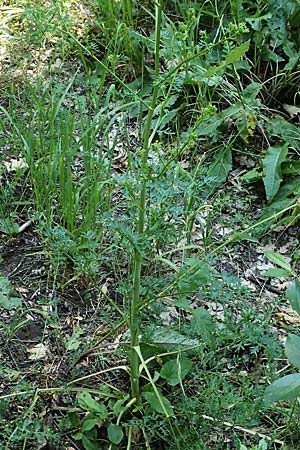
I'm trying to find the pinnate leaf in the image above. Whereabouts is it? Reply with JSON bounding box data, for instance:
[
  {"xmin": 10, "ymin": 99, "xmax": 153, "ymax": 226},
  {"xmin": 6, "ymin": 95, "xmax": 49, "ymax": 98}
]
[{"xmin": 190, "ymin": 308, "xmax": 215, "ymax": 348}]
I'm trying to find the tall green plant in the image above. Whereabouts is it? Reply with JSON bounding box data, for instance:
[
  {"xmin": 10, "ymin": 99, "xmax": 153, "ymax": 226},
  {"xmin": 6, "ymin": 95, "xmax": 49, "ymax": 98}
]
[{"xmin": 130, "ymin": 0, "xmax": 163, "ymax": 402}]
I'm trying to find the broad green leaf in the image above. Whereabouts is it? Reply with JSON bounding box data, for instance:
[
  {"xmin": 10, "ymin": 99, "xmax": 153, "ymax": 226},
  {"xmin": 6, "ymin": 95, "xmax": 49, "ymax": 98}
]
[
  {"xmin": 160, "ymin": 358, "xmax": 192, "ymax": 386},
  {"xmin": 242, "ymin": 81, "xmax": 262, "ymax": 99},
  {"xmin": 193, "ymin": 117, "xmax": 222, "ymax": 139},
  {"xmin": 245, "ymin": 13, "xmax": 272, "ymax": 31},
  {"xmin": 264, "ymin": 373, "xmax": 300, "ymax": 406},
  {"xmin": 148, "ymin": 327, "xmax": 198, "ymax": 347},
  {"xmin": 285, "ymin": 334, "xmax": 300, "ymax": 369},
  {"xmin": 241, "ymin": 168, "xmax": 261, "ymax": 182},
  {"xmin": 203, "ymin": 42, "xmax": 250, "ymax": 77},
  {"xmin": 286, "ymin": 280, "xmax": 300, "ymax": 315},
  {"xmin": 72, "ymin": 432, "xmax": 82, "ymax": 440},
  {"xmin": 107, "ymin": 424, "xmax": 124, "ymax": 445},
  {"xmin": 263, "ymin": 268, "xmax": 290, "ymax": 278},
  {"xmin": 144, "ymin": 391, "xmax": 174, "ymax": 416},
  {"xmin": 82, "ymin": 417, "xmax": 100, "ymax": 432},
  {"xmin": 282, "ymin": 160, "xmax": 300, "ymax": 174},
  {"xmin": 207, "ymin": 147, "xmax": 232, "ymax": 186},
  {"xmin": 0, "ymin": 366, "xmax": 20, "ymax": 381},
  {"xmin": 258, "ymin": 439, "xmax": 268, "ymax": 450},
  {"xmin": 262, "ymin": 144, "xmax": 288, "ymax": 201},
  {"xmin": 77, "ymin": 392, "xmax": 108, "ymax": 418},
  {"xmin": 81, "ymin": 435, "xmax": 99, "ymax": 450},
  {"xmin": 112, "ymin": 395, "xmax": 130, "ymax": 416},
  {"xmin": 225, "ymin": 41, "xmax": 250, "ymax": 64},
  {"xmin": 174, "ymin": 298, "xmax": 192, "ymax": 311},
  {"xmin": 264, "ymin": 251, "xmax": 291, "ymax": 272}
]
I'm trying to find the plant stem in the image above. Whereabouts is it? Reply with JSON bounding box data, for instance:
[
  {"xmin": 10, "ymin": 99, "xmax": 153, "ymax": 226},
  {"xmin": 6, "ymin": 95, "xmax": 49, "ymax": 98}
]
[{"xmin": 130, "ymin": 0, "xmax": 162, "ymax": 401}]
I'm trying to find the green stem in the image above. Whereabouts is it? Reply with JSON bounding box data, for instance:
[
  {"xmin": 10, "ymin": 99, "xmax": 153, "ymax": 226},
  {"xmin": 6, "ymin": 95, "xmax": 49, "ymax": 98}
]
[{"xmin": 130, "ymin": 0, "xmax": 162, "ymax": 401}]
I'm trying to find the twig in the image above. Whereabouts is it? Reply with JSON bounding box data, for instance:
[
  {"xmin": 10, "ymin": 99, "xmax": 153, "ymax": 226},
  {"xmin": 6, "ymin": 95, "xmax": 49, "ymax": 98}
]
[
  {"xmin": 201, "ymin": 414, "xmax": 284, "ymax": 445},
  {"xmin": 18, "ymin": 219, "xmax": 33, "ymax": 234},
  {"xmin": 247, "ymin": 275, "xmax": 284, "ymax": 295},
  {"xmin": 7, "ymin": 258, "xmax": 24, "ymax": 277}
]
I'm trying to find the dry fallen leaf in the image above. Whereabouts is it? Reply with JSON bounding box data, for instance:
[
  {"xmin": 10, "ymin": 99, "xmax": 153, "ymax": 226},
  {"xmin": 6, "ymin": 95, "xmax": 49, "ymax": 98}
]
[
  {"xmin": 15, "ymin": 287, "xmax": 29, "ymax": 294},
  {"xmin": 3, "ymin": 158, "xmax": 28, "ymax": 172},
  {"xmin": 27, "ymin": 343, "xmax": 48, "ymax": 360},
  {"xmin": 272, "ymin": 306, "xmax": 300, "ymax": 328},
  {"xmin": 283, "ymin": 103, "xmax": 300, "ymax": 118}
]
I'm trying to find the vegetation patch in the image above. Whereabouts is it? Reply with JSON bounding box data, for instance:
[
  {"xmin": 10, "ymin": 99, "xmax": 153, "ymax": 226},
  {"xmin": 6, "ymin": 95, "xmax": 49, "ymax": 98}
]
[{"xmin": 1, "ymin": 0, "xmax": 300, "ymax": 449}]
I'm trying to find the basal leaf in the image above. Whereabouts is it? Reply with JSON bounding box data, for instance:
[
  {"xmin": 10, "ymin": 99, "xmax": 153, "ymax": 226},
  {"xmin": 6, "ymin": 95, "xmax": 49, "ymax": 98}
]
[
  {"xmin": 245, "ymin": 13, "xmax": 272, "ymax": 31},
  {"xmin": 264, "ymin": 373, "xmax": 300, "ymax": 406},
  {"xmin": 193, "ymin": 117, "xmax": 222, "ymax": 139},
  {"xmin": 285, "ymin": 334, "xmax": 300, "ymax": 369},
  {"xmin": 107, "ymin": 424, "xmax": 124, "ymax": 445},
  {"xmin": 0, "ymin": 274, "xmax": 22, "ymax": 310},
  {"xmin": 147, "ymin": 327, "xmax": 198, "ymax": 347},
  {"xmin": 263, "ymin": 268, "xmax": 291, "ymax": 278},
  {"xmin": 77, "ymin": 392, "xmax": 108, "ymax": 418},
  {"xmin": 241, "ymin": 168, "xmax": 261, "ymax": 182},
  {"xmin": 81, "ymin": 435, "xmax": 99, "ymax": 450},
  {"xmin": 160, "ymin": 358, "xmax": 192, "ymax": 386},
  {"xmin": 112, "ymin": 395, "xmax": 130, "ymax": 416},
  {"xmin": 82, "ymin": 417, "xmax": 100, "ymax": 432},
  {"xmin": 207, "ymin": 147, "xmax": 232, "ymax": 186},
  {"xmin": 264, "ymin": 251, "xmax": 292, "ymax": 272},
  {"xmin": 144, "ymin": 391, "xmax": 174, "ymax": 417},
  {"xmin": 0, "ymin": 218, "xmax": 19, "ymax": 235},
  {"xmin": 65, "ymin": 327, "xmax": 85, "ymax": 351},
  {"xmin": 286, "ymin": 280, "xmax": 300, "ymax": 315},
  {"xmin": 262, "ymin": 144, "xmax": 288, "ymax": 201}
]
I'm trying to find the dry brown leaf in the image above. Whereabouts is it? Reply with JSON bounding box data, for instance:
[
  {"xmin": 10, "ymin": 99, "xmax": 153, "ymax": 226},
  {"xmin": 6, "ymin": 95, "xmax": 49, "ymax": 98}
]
[
  {"xmin": 272, "ymin": 307, "xmax": 300, "ymax": 328},
  {"xmin": 27, "ymin": 343, "xmax": 48, "ymax": 360},
  {"xmin": 3, "ymin": 158, "xmax": 28, "ymax": 172},
  {"xmin": 283, "ymin": 103, "xmax": 300, "ymax": 118},
  {"xmin": 15, "ymin": 287, "xmax": 29, "ymax": 294}
]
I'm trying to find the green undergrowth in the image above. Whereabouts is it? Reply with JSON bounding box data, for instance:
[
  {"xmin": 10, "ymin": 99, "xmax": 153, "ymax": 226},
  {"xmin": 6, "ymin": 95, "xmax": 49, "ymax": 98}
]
[
  {"xmin": 1, "ymin": 0, "xmax": 300, "ymax": 448},
  {"xmin": 0, "ymin": 270, "xmax": 286, "ymax": 449}
]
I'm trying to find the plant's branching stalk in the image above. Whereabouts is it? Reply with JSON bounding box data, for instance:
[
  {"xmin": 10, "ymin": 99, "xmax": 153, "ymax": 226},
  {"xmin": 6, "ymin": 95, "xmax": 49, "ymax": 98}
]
[{"xmin": 130, "ymin": 0, "xmax": 163, "ymax": 401}]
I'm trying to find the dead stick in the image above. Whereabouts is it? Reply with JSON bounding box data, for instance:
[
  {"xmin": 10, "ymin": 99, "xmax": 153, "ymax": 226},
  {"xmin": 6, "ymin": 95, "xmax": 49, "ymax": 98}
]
[{"xmin": 201, "ymin": 414, "xmax": 284, "ymax": 445}]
